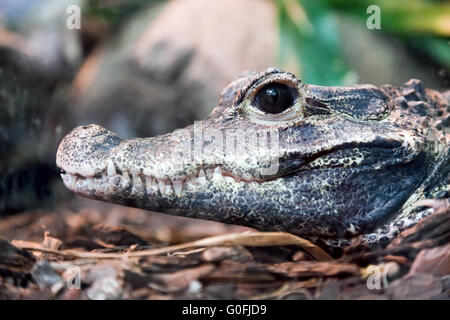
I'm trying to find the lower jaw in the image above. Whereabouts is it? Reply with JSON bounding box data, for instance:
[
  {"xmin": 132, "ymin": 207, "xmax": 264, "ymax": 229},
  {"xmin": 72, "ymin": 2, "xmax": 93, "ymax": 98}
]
[{"xmin": 60, "ymin": 173, "xmax": 408, "ymax": 241}]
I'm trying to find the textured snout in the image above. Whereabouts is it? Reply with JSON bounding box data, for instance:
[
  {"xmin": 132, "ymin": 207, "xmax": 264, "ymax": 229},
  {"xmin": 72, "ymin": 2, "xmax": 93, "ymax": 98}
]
[{"xmin": 56, "ymin": 124, "xmax": 121, "ymax": 176}]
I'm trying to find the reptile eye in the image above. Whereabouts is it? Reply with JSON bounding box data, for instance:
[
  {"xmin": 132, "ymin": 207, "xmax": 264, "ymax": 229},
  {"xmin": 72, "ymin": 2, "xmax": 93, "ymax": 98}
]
[{"xmin": 253, "ymin": 83, "xmax": 296, "ymax": 114}]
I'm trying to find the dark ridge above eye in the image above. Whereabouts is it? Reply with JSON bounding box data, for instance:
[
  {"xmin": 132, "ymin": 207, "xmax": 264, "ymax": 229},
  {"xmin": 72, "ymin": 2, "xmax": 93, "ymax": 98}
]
[
  {"xmin": 253, "ymin": 83, "xmax": 297, "ymax": 114},
  {"xmin": 233, "ymin": 68, "xmax": 293, "ymax": 106}
]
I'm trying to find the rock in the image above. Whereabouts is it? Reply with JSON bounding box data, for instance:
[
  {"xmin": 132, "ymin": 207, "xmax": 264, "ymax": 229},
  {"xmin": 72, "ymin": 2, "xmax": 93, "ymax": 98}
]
[
  {"xmin": 30, "ymin": 260, "xmax": 63, "ymax": 290},
  {"xmin": 85, "ymin": 265, "xmax": 124, "ymax": 300},
  {"xmin": 72, "ymin": 0, "xmax": 277, "ymax": 138}
]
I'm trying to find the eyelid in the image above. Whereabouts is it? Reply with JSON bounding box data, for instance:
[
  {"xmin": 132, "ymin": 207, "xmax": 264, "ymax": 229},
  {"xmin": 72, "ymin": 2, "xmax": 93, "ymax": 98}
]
[
  {"xmin": 233, "ymin": 69, "xmax": 293, "ymax": 105},
  {"xmin": 234, "ymin": 71, "xmax": 301, "ymax": 106},
  {"xmin": 233, "ymin": 71, "xmax": 305, "ymax": 123},
  {"xmin": 248, "ymin": 78, "xmax": 299, "ymax": 100},
  {"xmin": 241, "ymin": 84, "xmax": 305, "ymax": 122}
]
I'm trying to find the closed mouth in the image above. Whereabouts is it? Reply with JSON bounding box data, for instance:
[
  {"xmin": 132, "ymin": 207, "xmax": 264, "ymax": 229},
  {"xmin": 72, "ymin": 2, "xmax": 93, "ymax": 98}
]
[
  {"xmin": 62, "ymin": 148, "xmax": 347, "ymax": 198},
  {"xmin": 59, "ymin": 138, "xmax": 404, "ymax": 199},
  {"xmin": 60, "ymin": 162, "xmax": 264, "ymax": 198}
]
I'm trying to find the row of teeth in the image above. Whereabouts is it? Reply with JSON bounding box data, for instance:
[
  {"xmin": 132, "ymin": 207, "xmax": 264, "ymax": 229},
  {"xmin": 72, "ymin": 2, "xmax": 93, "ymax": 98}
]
[{"xmin": 64, "ymin": 160, "xmax": 247, "ymax": 197}]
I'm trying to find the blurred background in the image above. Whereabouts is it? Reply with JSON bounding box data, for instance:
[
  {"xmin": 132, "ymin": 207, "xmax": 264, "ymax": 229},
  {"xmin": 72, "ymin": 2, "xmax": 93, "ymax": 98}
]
[{"xmin": 0, "ymin": 0, "xmax": 449, "ymax": 218}]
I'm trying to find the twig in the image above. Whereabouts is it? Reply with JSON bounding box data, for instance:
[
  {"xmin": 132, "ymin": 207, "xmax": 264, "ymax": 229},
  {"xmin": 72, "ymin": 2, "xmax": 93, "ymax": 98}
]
[{"xmin": 16, "ymin": 231, "xmax": 332, "ymax": 261}]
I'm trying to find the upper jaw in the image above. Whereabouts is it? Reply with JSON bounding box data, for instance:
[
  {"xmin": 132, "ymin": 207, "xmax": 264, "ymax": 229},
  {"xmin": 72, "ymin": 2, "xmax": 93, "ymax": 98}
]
[
  {"xmin": 56, "ymin": 124, "xmax": 121, "ymax": 177},
  {"xmin": 60, "ymin": 163, "xmax": 254, "ymax": 199},
  {"xmin": 56, "ymin": 117, "xmax": 417, "ymax": 202},
  {"xmin": 58, "ymin": 139, "xmax": 410, "ymax": 203},
  {"xmin": 56, "ymin": 124, "xmax": 273, "ymax": 199}
]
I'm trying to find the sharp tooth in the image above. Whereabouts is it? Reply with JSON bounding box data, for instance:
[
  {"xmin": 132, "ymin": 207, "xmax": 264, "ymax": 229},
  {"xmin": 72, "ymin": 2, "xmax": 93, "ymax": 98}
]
[
  {"xmin": 61, "ymin": 173, "xmax": 76, "ymax": 189},
  {"xmin": 123, "ymin": 170, "xmax": 130, "ymax": 182},
  {"xmin": 145, "ymin": 177, "xmax": 154, "ymax": 194},
  {"xmin": 213, "ymin": 166, "xmax": 222, "ymax": 176},
  {"xmin": 132, "ymin": 174, "xmax": 142, "ymax": 186},
  {"xmin": 198, "ymin": 169, "xmax": 206, "ymax": 178},
  {"xmin": 212, "ymin": 167, "xmax": 223, "ymax": 181},
  {"xmin": 188, "ymin": 176, "xmax": 197, "ymax": 185},
  {"xmin": 205, "ymin": 168, "xmax": 213, "ymax": 180},
  {"xmin": 71, "ymin": 175, "xmax": 78, "ymax": 189},
  {"xmin": 145, "ymin": 176, "xmax": 159, "ymax": 193},
  {"xmin": 157, "ymin": 179, "xmax": 166, "ymax": 194},
  {"xmin": 197, "ymin": 169, "xmax": 208, "ymax": 184},
  {"xmin": 151, "ymin": 179, "xmax": 159, "ymax": 193},
  {"xmin": 107, "ymin": 160, "xmax": 116, "ymax": 176},
  {"xmin": 172, "ymin": 180, "xmax": 183, "ymax": 197},
  {"xmin": 165, "ymin": 183, "xmax": 173, "ymax": 194}
]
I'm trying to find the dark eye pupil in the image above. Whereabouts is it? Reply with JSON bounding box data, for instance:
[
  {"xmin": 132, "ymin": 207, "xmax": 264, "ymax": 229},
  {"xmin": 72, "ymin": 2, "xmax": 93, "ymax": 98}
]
[
  {"xmin": 264, "ymin": 88, "xmax": 279, "ymax": 105},
  {"xmin": 254, "ymin": 83, "xmax": 296, "ymax": 114}
]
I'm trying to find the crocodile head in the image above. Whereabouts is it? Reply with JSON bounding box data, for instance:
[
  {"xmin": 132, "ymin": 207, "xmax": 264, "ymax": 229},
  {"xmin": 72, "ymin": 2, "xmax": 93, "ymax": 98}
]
[{"xmin": 57, "ymin": 68, "xmax": 449, "ymax": 244}]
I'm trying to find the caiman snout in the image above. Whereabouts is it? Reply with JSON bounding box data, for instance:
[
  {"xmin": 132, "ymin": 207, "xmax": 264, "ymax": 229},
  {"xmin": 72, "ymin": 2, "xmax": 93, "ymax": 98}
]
[
  {"xmin": 56, "ymin": 124, "xmax": 120, "ymax": 177},
  {"xmin": 56, "ymin": 124, "xmax": 128, "ymax": 198},
  {"xmin": 56, "ymin": 123, "xmax": 204, "ymax": 200}
]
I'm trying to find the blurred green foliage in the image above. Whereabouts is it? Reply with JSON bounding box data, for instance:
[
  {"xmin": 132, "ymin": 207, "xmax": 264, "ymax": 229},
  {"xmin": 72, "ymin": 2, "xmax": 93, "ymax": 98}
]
[
  {"xmin": 276, "ymin": 0, "xmax": 356, "ymax": 85},
  {"xmin": 277, "ymin": 0, "xmax": 450, "ymax": 85},
  {"xmin": 322, "ymin": 0, "xmax": 450, "ymax": 36},
  {"xmin": 83, "ymin": 0, "xmax": 449, "ymax": 86}
]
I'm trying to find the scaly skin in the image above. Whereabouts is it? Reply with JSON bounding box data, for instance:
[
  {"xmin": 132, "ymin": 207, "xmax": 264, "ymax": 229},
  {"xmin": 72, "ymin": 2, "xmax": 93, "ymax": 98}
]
[{"xmin": 56, "ymin": 68, "xmax": 449, "ymax": 247}]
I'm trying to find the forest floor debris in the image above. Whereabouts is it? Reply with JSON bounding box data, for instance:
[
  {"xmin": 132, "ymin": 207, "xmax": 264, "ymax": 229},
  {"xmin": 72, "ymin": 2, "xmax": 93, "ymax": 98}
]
[{"xmin": 0, "ymin": 203, "xmax": 448, "ymax": 300}]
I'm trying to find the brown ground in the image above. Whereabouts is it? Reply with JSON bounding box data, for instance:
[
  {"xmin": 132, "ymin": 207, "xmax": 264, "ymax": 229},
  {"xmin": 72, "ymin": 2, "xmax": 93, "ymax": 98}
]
[{"xmin": 0, "ymin": 199, "xmax": 448, "ymax": 300}]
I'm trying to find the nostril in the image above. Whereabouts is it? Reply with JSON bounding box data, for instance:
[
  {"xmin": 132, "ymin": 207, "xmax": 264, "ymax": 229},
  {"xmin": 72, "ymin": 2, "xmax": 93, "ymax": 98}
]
[{"xmin": 82, "ymin": 126, "xmax": 89, "ymax": 129}]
